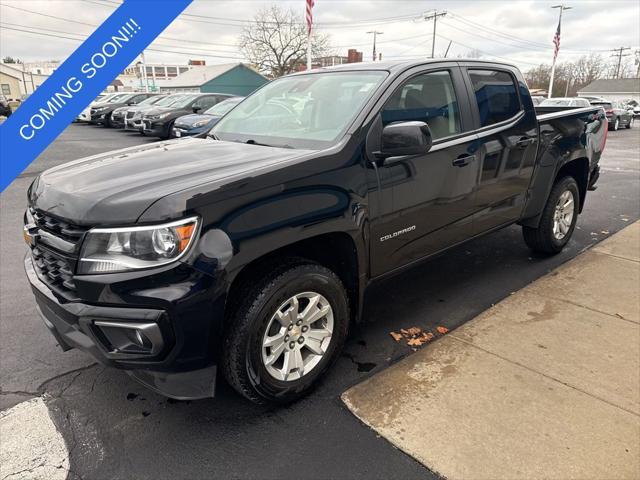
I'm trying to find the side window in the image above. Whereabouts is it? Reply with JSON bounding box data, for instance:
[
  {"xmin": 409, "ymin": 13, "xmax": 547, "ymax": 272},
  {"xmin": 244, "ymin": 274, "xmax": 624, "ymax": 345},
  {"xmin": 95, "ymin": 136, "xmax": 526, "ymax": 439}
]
[
  {"xmin": 197, "ymin": 96, "xmax": 218, "ymax": 110},
  {"xmin": 468, "ymin": 69, "xmax": 521, "ymax": 127},
  {"xmin": 381, "ymin": 70, "xmax": 461, "ymax": 140}
]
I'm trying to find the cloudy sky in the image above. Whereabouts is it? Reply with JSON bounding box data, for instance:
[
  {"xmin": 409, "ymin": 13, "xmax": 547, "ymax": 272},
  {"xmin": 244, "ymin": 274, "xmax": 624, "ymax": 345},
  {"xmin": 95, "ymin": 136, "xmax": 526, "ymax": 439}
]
[{"xmin": 1, "ymin": 0, "xmax": 639, "ymax": 73}]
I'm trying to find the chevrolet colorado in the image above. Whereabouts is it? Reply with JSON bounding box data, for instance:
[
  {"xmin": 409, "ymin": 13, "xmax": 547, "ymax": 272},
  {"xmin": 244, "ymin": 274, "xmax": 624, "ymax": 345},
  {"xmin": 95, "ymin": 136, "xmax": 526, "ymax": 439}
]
[{"xmin": 24, "ymin": 60, "xmax": 607, "ymax": 404}]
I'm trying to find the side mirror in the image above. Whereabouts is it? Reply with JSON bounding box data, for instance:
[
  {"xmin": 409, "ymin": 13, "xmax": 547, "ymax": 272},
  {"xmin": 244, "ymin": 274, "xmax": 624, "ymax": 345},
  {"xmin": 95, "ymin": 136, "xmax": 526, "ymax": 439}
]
[
  {"xmin": 374, "ymin": 121, "xmax": 433, "ymax": 162},
  {"xmin": 193, "ymin": 106, "xmax": 201, "ymax": 113}
]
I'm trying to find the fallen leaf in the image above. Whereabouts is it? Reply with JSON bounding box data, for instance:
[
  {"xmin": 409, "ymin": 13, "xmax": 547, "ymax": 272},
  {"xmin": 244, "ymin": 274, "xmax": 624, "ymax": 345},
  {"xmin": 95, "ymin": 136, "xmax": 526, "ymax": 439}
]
[
  {"xmin": 400, "ymin": 328, "xmax": 409, "ymax": 336},
  {"xmin": 601, "ymin": 230, "xmax": 610, "ymax": 234},
  {"xmin": 407, "ymin": 338, "xmax": 423, "ymax": 346},
  {"xmin": 405, "ymin": 327, "xmax": 422, "ymax": 336},
  {"xmin": 389, "ymin": 331, "xmax": 403, "ymax": 342},
  {"xmin": 436, "ymin": 326, "xmax": 449, "ymax": 334}
]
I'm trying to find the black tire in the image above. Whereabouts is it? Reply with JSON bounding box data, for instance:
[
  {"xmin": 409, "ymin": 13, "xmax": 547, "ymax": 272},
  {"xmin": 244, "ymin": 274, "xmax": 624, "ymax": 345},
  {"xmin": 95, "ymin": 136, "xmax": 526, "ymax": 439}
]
[
  {"xmin": 523, "ymin": 176, "xmax": 579, "ymax": 254},
  {"xmin": 625, "ymin": 118, "xmax": 632, "ymax": 129},
  {"xmin": 609, "ymin": 117, "xmax": 619, "ymax": 131},
  {"xmin": 222, "ymin": 260, "xmax": 349, "ymax": 404},
  {"xmin": 104, "ymin": 113, "xmax": 112, "ymax": 128}
]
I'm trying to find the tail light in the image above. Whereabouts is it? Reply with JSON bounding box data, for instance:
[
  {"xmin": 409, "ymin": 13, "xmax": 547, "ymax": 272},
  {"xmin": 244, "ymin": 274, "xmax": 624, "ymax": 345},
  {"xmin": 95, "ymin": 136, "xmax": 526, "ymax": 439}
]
[{"xmin": 605, "ymin": 109, "xmax": 613, "ymax": 115}]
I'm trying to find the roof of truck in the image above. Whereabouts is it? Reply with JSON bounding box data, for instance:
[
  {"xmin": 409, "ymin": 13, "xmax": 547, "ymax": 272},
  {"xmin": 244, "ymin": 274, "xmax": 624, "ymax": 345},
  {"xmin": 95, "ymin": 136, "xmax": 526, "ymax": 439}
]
[{"xmin": 292, "ymin": 58, "xmax": 517, "ymax": 75}]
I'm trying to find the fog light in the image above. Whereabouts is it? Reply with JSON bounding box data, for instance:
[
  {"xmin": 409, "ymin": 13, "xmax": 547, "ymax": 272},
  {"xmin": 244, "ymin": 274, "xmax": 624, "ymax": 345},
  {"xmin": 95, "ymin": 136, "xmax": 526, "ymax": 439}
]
[{"xmin": 93, "ymin": 321, "xmax": 164, "ymax": 356}]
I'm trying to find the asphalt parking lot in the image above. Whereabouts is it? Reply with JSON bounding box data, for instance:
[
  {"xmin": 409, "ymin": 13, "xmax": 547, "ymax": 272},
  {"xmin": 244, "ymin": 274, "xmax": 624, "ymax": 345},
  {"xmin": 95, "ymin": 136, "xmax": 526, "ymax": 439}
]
[{"xmin": 1, "ymin": 123, "xmax": 639, "ymax": 480}]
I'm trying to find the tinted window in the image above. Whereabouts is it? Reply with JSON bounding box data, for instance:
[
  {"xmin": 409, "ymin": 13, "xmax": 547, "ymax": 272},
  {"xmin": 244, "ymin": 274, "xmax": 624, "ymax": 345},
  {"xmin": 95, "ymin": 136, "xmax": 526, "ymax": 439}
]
[
  {"xmin": 194, "ymin": 96, "xmax": 219, "ymax": 110},
  {"xmin": 469, "ymin": 70, "xmax": 521, "ymax": 126},
  {"xmin": 382, "ymin": 70, "xmax": 461, "ymax": 140}
]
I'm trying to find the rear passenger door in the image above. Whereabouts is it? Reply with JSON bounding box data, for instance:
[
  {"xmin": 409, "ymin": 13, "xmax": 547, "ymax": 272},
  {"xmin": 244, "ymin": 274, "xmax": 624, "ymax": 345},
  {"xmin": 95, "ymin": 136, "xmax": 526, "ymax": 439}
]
[{"xmin": 460, "ymin": 65, "xmax": 538, "ymax": 235}]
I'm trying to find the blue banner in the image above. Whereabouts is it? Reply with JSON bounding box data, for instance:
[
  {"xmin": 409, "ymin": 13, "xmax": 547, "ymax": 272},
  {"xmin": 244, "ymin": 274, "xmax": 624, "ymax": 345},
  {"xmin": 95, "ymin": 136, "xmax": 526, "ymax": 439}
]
[{"xmin": 0, "ymin": 0, "xmax": 192, "ymax": 192}]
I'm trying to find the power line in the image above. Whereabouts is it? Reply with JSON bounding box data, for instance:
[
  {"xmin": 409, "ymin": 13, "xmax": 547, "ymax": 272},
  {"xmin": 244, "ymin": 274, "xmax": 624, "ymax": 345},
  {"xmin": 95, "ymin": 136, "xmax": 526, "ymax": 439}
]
[{"xmin": 0, "ymin": 25, "xmax": 245, "ymax": 60}]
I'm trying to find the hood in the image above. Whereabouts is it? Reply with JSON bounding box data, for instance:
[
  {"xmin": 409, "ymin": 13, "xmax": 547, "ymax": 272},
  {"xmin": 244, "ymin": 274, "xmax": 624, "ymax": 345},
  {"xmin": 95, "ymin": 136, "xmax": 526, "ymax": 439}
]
[
  {"xmin": 29, "ymin": 138, "xmax": 310, "ymax": 225},
  {"xmin": 174, "ymin": 113, "xmax": 214, "ymax": 127}
]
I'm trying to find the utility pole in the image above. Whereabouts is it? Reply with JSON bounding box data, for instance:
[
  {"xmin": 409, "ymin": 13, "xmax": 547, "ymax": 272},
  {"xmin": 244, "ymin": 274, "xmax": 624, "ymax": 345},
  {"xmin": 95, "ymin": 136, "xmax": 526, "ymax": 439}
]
[
  {"xmin": 548, "ymin": 4, "xmax": 572, "ymax": 99},
  {"xmin": 422, "ymin": 10, "xmax": 447, "ymax": 58},
  {"xmin": 367, "ymin": 31, "xmax": 383, "ymax": 61},
  {"xmin": 140, "ymin": 52, "xmax": 149, "ymax": 92},
  {"xmin": 610, "ymin": 46, "xmax": 631, "ymax": 78}
]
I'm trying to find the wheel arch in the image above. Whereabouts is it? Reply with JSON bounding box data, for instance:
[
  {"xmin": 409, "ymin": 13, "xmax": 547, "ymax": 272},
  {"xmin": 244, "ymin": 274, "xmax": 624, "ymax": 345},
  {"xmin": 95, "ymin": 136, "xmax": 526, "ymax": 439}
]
[{"xmin": 225, "ymin": 231, "xmax": 362, "ymax": 326}]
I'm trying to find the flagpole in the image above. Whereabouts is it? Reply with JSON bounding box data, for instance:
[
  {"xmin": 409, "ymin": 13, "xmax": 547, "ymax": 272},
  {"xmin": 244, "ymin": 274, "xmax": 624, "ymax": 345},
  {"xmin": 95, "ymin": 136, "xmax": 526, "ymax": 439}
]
[
  {"xmin": 306, "ymin": 0, "xmax": 314, "ymax": 71},
  {"xmin": 548, "ymin": 4, "xmax": 571, "ymax": 98}
]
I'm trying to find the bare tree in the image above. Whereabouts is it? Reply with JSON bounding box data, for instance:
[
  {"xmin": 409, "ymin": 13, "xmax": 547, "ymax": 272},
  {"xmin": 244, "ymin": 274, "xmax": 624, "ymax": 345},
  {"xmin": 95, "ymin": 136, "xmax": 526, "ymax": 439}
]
[
  {"xmin": 239, "ymin": 6, "xmax": 331, "ymax": 78},
  {"xmin": 525, "ymin": 54, "xmax": 607, "ymax": 96}
]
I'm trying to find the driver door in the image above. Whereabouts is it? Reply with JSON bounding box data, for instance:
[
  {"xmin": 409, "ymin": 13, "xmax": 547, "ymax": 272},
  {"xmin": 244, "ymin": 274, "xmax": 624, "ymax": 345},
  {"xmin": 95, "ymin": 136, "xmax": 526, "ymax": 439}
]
[{"xmin": 369, "ymin": 67, "xmax": 480, "ymax": 277}]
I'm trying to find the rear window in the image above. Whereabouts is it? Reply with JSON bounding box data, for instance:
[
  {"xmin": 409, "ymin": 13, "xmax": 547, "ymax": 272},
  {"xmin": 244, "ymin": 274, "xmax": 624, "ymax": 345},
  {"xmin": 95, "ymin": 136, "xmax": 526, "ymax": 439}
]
[
  {"xmin": 468, "ymin": 69, "xmax": 521, "ymax": 127},
  {"xmin": 592, "ymin": 102, "xmax": 612, "ymax": 110}
]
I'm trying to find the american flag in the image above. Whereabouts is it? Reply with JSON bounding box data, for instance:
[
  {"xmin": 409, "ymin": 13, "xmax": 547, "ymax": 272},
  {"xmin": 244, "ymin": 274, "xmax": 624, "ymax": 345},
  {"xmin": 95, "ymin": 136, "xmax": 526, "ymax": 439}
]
[
  {"xmin": 552, "ymin": 18, "xmax": 561, "ymax": 63},
  {"xmin": 306, "ymin": 0, "xmax": 315, "ymax": 35}
]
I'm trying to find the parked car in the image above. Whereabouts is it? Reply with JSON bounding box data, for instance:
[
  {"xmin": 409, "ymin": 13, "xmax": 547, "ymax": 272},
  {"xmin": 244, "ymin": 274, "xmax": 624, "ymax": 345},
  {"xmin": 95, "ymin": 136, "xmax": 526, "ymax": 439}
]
[
  {"xmin": 23, "ymin": 60, "xmax": 607, "ymax": 404},
  {"xmin": 590, "ymin": 99, "xmax": 634, "ymax": 130},
  {"xmin": 123, "ymin": 94, "xmax": 184, "ymax": 132},
  {"xmin": 90, "ymin": 93, "xmax": 157, "ymax": 127},
  {"xmin": 142, "ymin": 93, "xmax": 234, "ymax": 139},
  {"xmin": 0, "ymin": 94, "xmax": 11, "ymax": 117},
  {"xmin": 111, "ymin": 94, "xmax": 168, "ymax": 129},
  {"xmin": 77, "ymin": 93, "xmax": 123, "ymax": 122},
  {"xmin": 632, "ymin": 105, "xmax": 640, "ymax": 119},
  {"xmin": 539, "ymin": 97, "xmax": 591, "ymax": 107},
  {"xmin": 173, "ymin": 96, "xmax": 244, "ymax": 138}
]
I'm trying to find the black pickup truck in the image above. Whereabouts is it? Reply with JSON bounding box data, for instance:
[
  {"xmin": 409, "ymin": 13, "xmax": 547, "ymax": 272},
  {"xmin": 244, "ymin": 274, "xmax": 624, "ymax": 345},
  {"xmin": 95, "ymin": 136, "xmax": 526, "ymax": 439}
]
[{"xmin": 23, "ymin": 60, "xmax": 606, "ymax": 404}]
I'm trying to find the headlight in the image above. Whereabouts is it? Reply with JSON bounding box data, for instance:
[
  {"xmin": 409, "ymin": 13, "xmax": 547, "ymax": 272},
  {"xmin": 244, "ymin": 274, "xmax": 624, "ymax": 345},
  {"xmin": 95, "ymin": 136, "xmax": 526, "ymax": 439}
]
[
  {"xmin": 78, "ymin": 217, "xmax": 199, "ymax": 274},
  {"xmin": 192, "ymin": 119, "xmax": 210, "ymax": 128}
]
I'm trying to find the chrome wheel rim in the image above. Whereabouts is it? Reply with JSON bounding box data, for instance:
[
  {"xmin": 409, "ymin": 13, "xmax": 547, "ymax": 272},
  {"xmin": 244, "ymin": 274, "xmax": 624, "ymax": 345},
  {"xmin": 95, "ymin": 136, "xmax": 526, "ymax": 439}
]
[
  {"xmin": 553, "ymin": 190, "xmax": 575, "ymax": 240},
  {"xmin": 261, "ymin": 292, "xmax": 334, "ymax": 381}
]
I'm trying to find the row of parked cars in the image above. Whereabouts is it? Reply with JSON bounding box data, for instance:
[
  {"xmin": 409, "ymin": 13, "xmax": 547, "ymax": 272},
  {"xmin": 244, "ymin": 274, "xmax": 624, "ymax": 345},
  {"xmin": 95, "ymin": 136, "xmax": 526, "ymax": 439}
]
[
  {"xmin": 532, "ymin": 95, "xmax": 637, "ymax": 131},
  {"xmin": 76, "ymin": 91, "xmax": 244, "ymax": 138}
]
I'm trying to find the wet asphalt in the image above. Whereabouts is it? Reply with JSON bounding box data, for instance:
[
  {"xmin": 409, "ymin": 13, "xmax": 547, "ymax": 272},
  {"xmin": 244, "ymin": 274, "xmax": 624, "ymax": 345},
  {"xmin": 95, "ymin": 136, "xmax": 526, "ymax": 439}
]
[{"xmin": 1, "ymin": 122, "xmax": 638, "ymax": 479}]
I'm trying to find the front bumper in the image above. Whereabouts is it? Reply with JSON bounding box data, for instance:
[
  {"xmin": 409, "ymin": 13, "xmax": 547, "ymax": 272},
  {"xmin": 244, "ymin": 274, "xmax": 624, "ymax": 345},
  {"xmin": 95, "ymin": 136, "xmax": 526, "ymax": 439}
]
[
  {"xmin": 173, "ymin": 125, "xmax": 207, "ymax": 138},
  {"xmin": 24, "ymin": 253, "xmax": 221, "ymax": 399},
  {"xmin": 142, "ymin": 119, "xmax": 169, "ymax": 137}
]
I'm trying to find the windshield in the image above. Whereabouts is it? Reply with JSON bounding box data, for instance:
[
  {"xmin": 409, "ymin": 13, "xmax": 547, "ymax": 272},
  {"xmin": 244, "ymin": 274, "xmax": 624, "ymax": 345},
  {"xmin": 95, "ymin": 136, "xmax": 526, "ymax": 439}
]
[
  {"xmin": 205, "ymin": 97, "xmax": 243, "ymax": 116},
  {"xmin": 153, "ymin": 94, "xmax": 183, "ymax": 107},
  {"xmin": 213, "ymin": 71, "xmax": 388, "ymax": 149},
  {"xmin": 137, "ymin": 95, "xmax": 161, "ymax": 106},
  {"xmin": 167, "ymin": 94, "xmax": 199, "ymax": 108},
  {"xmin": 107, "ymin": 93, "xmax": 130, "ymax": 103}
]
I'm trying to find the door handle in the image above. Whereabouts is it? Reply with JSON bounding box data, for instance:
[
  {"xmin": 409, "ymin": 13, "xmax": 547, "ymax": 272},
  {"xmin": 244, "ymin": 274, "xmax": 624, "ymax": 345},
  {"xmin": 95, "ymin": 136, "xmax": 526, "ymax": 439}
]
[
  {"xmin": 515, "ymin": 137, "xmax": 534, "ymax": 149},
  {"xmin": 452, "ymin": 154, "xmax": 475, "ymax": 167}
]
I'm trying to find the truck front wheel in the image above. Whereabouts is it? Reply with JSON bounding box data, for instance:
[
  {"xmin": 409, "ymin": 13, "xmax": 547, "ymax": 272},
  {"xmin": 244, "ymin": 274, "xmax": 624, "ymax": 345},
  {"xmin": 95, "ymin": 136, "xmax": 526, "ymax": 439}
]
[
  {"xmin": 523, "ymin": 176, "xmax": 579, "ymax": 254},
  {"xmin": 222, "ymin": 261, "xmax": 349, "ymax": 404}
]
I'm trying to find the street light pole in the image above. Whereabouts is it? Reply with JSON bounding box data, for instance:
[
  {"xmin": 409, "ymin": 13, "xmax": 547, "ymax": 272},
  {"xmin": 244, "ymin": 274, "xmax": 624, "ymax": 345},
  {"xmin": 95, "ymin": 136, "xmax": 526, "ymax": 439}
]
[
  {"xmin": 367, "ymin": 31, "xmax": 383, "ymax": 61},
  {"xmin": 547, "ymin": 4, "xmax": 572, "ymax": 98}
]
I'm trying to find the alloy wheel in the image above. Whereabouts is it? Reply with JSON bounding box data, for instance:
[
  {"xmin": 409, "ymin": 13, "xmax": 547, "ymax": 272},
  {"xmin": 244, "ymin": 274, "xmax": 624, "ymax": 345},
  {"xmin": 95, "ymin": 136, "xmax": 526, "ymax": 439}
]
[
  {"xmin": 552, "ymin": 190, "xmax": 575, "ymax": 240},
  {"xmin": 261, "ymin": 292, "xmax": 334, "ymax": 381}
]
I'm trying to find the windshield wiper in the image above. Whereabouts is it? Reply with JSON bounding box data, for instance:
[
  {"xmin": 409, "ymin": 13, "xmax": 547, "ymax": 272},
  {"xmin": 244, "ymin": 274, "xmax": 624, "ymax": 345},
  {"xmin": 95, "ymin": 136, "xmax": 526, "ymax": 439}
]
[{"xmin": 245, "ymin": 139, "xmax": 292, "ymax": 149}]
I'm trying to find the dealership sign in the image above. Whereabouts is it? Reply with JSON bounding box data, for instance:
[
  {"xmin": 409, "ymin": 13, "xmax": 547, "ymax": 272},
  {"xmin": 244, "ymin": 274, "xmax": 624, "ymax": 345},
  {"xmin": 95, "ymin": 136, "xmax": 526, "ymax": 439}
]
[{"xmin": 0, "ymin": 0, "xmax": 192, "ymax": 192}]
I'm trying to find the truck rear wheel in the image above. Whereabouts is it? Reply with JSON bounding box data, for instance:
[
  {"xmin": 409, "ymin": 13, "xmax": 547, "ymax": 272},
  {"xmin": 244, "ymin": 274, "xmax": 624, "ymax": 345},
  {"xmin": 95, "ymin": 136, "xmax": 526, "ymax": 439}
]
[
  {"xmin": 523, "ymin": 176, "xmax": 579, "ymax": 254},
  {"xmin": 222, "ymin": 260, "xmax": 349, "ymax": 404}
]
